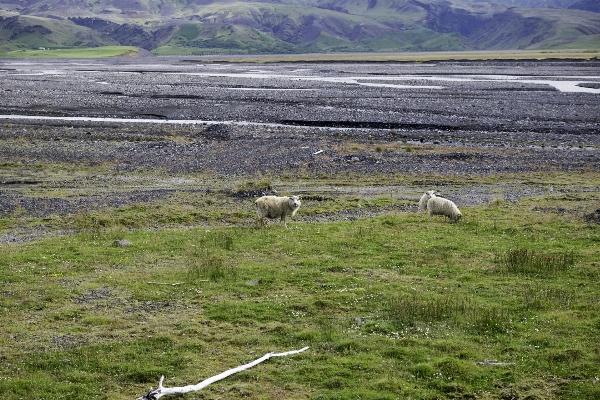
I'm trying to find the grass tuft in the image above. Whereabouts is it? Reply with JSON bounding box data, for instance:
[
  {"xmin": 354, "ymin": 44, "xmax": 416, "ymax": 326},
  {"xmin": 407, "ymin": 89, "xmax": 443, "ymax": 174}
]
[
  {"xmin": 495, "ymin": 248, "xmax": 575, "ymax": 276},
  {"xmin": 386, "ymin": 293, "xmax": 512, "ymax": 334},
  {"xmin": 187, "ymin": 249, "xmax": 237, "ymax": 282}
]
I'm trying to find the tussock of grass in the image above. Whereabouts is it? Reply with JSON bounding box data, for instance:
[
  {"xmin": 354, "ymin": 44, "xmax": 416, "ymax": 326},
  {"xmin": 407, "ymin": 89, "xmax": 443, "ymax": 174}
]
[
  {"xmin": 386, "ymin": 292, "xmax": 512, "ymax": 335},
  {"xmin": 187, "ymin": 247, "xmax": 237, "ymax": 282},
  {"xmin": 495, "ymin": 248, "xmax": 575, "ymax": 276}
]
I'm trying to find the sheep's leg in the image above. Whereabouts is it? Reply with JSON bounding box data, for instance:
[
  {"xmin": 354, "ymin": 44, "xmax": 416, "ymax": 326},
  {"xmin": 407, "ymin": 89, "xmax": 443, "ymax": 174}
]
[{"xmin": 281, "ymin": 216, "xmax": 287, "ymax": 228}]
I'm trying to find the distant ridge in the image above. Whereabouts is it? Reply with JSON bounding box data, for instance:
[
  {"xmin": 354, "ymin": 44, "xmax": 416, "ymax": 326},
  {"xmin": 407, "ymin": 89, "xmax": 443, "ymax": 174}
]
[{"xmin": 0, "ymin": 0, "xmax": 599, "ymax": 55}]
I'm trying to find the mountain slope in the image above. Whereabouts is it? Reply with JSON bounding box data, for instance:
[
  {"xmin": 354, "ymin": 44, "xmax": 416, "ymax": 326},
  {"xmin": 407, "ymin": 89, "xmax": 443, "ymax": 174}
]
[
  {"xmin": 0, "ymin": 0, "xmax": 599, "ymax": 55},
  {"xmin": 0, "ymin": 13, "xmax": 117, "ymax": 52},
  {"xmin": 468, "ymin": 8, "xmax": 600, "ymax": 50}
]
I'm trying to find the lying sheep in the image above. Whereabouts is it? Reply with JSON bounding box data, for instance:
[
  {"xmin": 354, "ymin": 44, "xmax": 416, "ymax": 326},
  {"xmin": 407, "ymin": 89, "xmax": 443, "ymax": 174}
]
[
  {"xmin": 255, "ymin": 195, "xmax": 301, "ymax": 228},
  {"xmin": 427, "ymin": 196, "xmax": 462, "ymax": 223},
  {"xmin": 418, "ymin": 190, "xmax": 437, "ymax": 212}
]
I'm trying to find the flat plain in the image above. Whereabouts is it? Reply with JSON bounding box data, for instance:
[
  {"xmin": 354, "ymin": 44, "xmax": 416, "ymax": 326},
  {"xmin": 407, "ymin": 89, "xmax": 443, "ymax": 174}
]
[{"xmin": 0, "ymin": 57, "xmax": 599, "ymax": 399}]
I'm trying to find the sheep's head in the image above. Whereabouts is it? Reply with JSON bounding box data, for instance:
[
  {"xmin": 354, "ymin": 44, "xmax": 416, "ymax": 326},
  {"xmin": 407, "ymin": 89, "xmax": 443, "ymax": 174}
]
[
  {"xmin": 289, "ymin": 196, "xmax": 301, "ymax": 208},
  {"xmin": 426, "ymin": 190, "xmax": 436, "ymax": 199}
]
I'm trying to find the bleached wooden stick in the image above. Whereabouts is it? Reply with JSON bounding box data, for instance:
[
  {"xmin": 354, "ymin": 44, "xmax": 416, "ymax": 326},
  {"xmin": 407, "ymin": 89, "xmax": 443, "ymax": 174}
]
[{"xmin": 136, "ymin": 346, "xmax": 309, "ymax": 400}]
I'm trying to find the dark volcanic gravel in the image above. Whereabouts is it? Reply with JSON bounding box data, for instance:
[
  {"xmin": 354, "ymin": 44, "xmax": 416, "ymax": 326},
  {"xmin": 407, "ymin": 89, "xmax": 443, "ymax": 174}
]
[
  {"xmin": 1, "ymin": 58, "xmax": 599, "ymax": 167},
  {"xmin": 1, "ymin": 57, "xmax": 599, "ymax": 235}
]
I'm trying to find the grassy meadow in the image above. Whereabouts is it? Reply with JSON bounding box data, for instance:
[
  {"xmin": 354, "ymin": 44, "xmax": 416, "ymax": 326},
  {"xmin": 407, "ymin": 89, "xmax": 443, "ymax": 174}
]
[
  {"xmin": 1, "ymin": 168, "xmax": 599, "ymax": 399},
  {"xmin": 1, "ymin": 45, "xmax": 598, "ymax": 61},
  {"xmin": 0, "ymin": 46, "xmax": 141, "ymax": 58},
  {"xmin": 187, "ymin": 49, "xmax": 600, "ymax": 63}
]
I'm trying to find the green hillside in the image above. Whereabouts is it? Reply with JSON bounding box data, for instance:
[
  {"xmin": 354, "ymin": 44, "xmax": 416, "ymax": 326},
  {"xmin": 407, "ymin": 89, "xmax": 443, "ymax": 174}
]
[
  {"xmin": 470, "ymin": 8, "xmax": 600, "ymax": 50},
  {"xmin": 154, "ymin": 23, "xmax": 300, "ymax": 55},
  {"xmin": 1, "ymin": 0, "xmax": 599, "ymax": 55},
  {"xmin": 0, "ymin": 13, "xmax": 116, "ymax": 53}
]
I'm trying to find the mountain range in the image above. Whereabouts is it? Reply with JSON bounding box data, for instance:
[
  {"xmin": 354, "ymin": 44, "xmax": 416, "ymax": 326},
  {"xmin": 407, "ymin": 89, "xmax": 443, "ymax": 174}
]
[{"xmin": 1, "ymin": 0, "xmax": 599, "ymax": 55}]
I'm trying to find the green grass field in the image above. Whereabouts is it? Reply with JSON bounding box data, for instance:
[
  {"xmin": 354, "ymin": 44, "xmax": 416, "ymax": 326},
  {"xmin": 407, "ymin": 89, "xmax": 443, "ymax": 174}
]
[
  {"xmin": 0, "ymin": 46, "xmax": 140, "ymax": 58},
  {"xmin": 1, "ymin": 45, "xmax": 598, "ymax": 61},
  {"xmin": 1, "ymin": 170, "xmax": 599, "ymax": 399},
  {"xmin": 189, "ymin": 49, "xmax": 600, "ymax": 63}
]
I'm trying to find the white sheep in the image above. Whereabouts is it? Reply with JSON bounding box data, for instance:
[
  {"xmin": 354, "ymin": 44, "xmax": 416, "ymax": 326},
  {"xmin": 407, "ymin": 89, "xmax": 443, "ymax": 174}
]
[
  {"xmin": 418, "ymin": 190, "xmax": 437, "ymax": 212},
  {"xmin": 427, "ymin": 196, "xmax": 462, "ymax": 223},
  {"xmin": 255, "ymin": 195, "xmax": 301, "ymax": 228}
]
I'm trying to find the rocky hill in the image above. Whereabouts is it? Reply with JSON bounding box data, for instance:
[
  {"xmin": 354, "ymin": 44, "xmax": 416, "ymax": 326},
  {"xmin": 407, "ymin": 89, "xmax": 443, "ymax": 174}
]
[{"xmin": 0, "ymin": 0, "xmax": 598, "ymax": 54}]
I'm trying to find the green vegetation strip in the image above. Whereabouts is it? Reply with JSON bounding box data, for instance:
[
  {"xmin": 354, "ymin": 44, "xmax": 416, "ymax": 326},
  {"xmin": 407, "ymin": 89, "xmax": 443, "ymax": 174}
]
[
  {"xmin": 0, "ymin": 46, "xmax": 140, "ymax": 58},
  {"xmin": 183, "ymin": 50, "xmax": 600, "ymax": 63},
  {"xmin": 1, "ymin": 47, "xmax": 598, "ymax": 61},
  {"xmin": 1, "ymin": 191, "xmax": 599, "ymax": 399}
]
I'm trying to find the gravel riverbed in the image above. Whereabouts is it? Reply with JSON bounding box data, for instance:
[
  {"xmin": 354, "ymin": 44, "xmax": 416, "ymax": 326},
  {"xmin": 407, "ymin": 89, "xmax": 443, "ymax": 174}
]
[{"xmin": 1, "ymin": 57, "xmax": 599, "ymax": 240}]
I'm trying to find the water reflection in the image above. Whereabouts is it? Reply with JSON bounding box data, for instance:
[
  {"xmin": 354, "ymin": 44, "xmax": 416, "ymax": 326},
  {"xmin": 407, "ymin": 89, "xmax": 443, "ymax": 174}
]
[
  {"xmin": 2, "ymin": 60, "xmax": 599, "ymax": 93},
  {"xmin": 0, "ymin": 114, "xmax": 294, "ymax": 128}
]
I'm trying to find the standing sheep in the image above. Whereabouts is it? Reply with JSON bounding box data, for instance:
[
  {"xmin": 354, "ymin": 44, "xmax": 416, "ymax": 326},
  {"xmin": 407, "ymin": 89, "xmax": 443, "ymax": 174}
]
[
  {"xmin": 418, "ymin": 190, "xmax": 437, "ymax": 212},
  {"xmin": 427, "ymin": 196, "xmax": 462, "ymax": 223},
  {"xmin": 255, "ymin": 195, "xmax": 301, "ymax": 228}
]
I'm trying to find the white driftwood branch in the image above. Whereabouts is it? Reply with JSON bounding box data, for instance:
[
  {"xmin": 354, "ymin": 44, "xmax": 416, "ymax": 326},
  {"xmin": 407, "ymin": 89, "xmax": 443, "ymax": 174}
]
[
  {"xmin": 476, "ymin": 359, "xmax": 516, "ymax": 367},
  {"xmin": 136, "ymin": 346, "xmax": 309, "ymax": 400},
  {"xmin": 146, "ymin": 282, "xmax": 185, "ymax": 286}
]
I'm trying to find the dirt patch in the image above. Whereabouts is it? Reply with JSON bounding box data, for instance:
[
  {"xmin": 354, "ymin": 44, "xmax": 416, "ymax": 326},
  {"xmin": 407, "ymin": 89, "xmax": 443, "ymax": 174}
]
[{"xmin": 584, "ymin": 209, "xmax": 600, "ymax": 224}]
